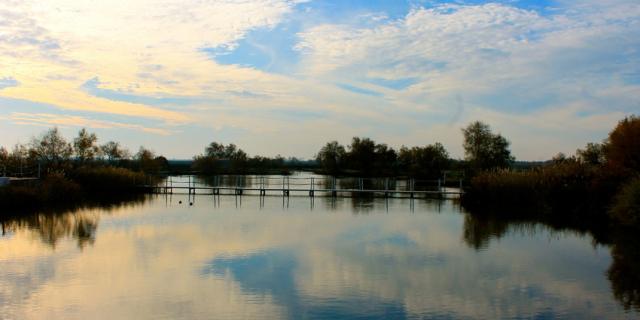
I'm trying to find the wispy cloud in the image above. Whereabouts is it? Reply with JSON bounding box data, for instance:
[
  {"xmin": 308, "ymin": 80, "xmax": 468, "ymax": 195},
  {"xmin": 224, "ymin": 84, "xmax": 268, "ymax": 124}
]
[
  {"xmin": 0, "ymin": 0, "xmax": 638, "ymax": 159},
  {"xmin": 0, "ymin": 77, "xmax": 19, "ymax": 89},
  {"xmin": 9, "ymin": 112, "xmax": 172, "ymax": 135}
]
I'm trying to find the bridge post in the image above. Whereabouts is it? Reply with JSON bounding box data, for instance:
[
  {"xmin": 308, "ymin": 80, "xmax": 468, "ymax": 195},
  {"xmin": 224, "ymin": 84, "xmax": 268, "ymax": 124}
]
[
  {"xmin": 410, "ymin": 178, "xmax": 414, "ymax": 199},
  {"xmin": 331, "ymin": 177, "xmax": 337, "ymax": 197},
  {"xmin": 384, "ymin": 178, "xmax": 389, "ymax": 198}
]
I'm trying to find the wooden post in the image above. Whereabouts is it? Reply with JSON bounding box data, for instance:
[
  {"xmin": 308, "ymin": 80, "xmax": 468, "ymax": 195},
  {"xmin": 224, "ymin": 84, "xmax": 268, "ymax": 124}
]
[
  {"xmin": 410, "ymin": 178, "xmax": 414, "ymax": 198},
  {"xmin": 438, "ymin": 179, "xmax": 441, "ymax": 193},
  {"xmin": 332, "ymin": 176, "xmax": 337, "ymax": 197},
  {"xmin": 384, "ymin": 178, "xmax": 389, "ymax": 198},
  {"xmin": 309, "ymin": 177, "xmax": 315, "ymax": 197}
]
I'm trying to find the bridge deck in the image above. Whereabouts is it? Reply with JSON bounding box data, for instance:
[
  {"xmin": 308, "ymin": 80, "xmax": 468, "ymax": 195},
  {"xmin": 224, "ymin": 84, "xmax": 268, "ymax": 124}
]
[{"xmin": 144, "ymin": 185, "xmax": 464, "ymax": 197}]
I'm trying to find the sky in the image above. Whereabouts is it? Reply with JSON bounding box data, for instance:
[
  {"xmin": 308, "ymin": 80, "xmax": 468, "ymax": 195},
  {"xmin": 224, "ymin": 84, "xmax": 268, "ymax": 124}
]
[{"xmin": 0, "ymin": 0, "xmax": 638, "ymax": 160}]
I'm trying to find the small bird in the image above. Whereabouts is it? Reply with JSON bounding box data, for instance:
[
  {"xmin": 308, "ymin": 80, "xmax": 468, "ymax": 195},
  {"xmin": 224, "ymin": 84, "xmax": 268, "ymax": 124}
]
[
  {"xmin": 178, "ymin": 200, "xmax": 182, "ymax": 204},
  {"xmin": 189, "ymin": 202, "xmax": 193, "ymax": 206}
]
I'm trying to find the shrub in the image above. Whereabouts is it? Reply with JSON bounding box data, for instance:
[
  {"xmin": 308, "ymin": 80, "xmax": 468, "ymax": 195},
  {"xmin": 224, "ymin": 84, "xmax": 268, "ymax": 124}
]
[
  {"xmin": 70, "ymin": 166, "xmax": 147, "ymax": 193},
  {"xmin": 462, "ymin": 161, "xmax": 603, "ymax": 222},
  {"xmin": 39, "ymin": 173, "xmax": 83, "ymax": 203},
  {"xmin": 609, "ymin": 177, "xmax": 640, "ymax": 228}
]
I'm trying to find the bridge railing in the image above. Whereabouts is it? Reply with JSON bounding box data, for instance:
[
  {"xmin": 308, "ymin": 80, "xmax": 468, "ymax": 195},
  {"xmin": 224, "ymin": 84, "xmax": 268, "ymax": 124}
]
[{"xmin": 154, "ymin": 175, "xmax": 463, "ymax": 195}]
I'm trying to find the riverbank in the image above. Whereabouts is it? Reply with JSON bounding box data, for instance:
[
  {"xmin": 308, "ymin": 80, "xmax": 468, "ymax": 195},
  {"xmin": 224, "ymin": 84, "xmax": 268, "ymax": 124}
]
[
  {"xmin": 460, "ymin": 161, "xmax": 640, "ymax": 230},
  {"xmin": 0, "ymin": 167, "xmax": 153, "ymax": 216}
]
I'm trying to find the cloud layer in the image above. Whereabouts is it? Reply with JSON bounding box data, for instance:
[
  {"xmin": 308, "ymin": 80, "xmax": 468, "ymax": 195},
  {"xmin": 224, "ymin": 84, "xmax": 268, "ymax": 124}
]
[{"xmin": 0, "ymin": 0, "xmax": 638, "ymax": 159}]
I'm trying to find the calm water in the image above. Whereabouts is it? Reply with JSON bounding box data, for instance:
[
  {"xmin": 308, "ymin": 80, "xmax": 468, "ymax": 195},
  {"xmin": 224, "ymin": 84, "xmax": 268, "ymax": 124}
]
[{"xmin": 1, "ymin": 176, "xmax": 639, "ymax": 319}]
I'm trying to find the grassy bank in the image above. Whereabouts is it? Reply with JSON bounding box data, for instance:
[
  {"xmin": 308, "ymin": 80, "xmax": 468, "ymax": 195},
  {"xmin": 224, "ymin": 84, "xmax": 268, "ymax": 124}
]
[
  {"xmin": 461, "ymin": 161, "xmax": 636, "ymax": 228},
  {"xmin": 0, "ymin": 167, "xmax": 154, "ymax": 215}
]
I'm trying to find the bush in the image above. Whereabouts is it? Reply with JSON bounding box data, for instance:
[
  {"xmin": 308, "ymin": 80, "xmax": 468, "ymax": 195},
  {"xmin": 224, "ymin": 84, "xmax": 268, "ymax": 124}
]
[
  {"xmin": 70, "ymin": 166, "xmax": 147, "ymax": 193},
  {"xmin": 39, "ymin": 173, "xmax": 83, "ymax": 203},
  {"xmin": 462, "ymin": 161, "xmax": 604, "ymax": 222},
  {"xmin": 609, "ymin": 177, "xmax": 640, "ymax": 228},
  {"xmin": 0, "ymin": 174, "xmax": 82, "ymax": 211}
]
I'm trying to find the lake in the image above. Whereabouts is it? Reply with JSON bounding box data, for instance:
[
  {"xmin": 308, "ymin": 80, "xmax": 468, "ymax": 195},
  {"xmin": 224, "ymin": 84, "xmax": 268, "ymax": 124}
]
[{"xmin": 1, "ymin": 174, "xmax": 638, "ymax": 319}]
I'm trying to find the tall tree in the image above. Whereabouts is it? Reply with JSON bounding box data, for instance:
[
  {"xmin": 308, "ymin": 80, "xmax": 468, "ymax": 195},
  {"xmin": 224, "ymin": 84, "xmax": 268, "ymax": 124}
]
[
  {"xmin": 205, "ymin": 142, "xmax": 226, "ymax": 158},
  {"xmin": 576, "ymin": 142, "xmax": 605, "ymax": 165},
  {"xmin": 347, "ymin": 137, "xmax": 377, "ymax": 174},
  {"xmin": 31, "ymin": 127, "xmax": 73, "ymax": 166},
  {"xmin": 606, "ymin": 115, "xmax": 640, "ymax": 173},
  {"xmin": 101, "ymin": 141, "xmax": 128, "ymax": 162},
  {"xmin": 462, "ymin": 121, "xmax": 514, "ymax": 171},
  {"xmin": 136, "ymin": 147, "xmax": 160, "ymax": 173},
  {"xmin": 74, "ymin": 128, "xmax": 99, "ymax": 163},
  {"xmin": 399, "ymin": 143, "xmax": 450, "ymax": 178},
  {"xmin": 316, "ymin": 141, "xmax": 346, "ymax": 174}
]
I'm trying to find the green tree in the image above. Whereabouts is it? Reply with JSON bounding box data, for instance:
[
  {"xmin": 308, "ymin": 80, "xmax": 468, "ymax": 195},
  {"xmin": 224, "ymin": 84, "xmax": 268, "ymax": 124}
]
[
  {"xmin": 101, "ymin": 141, "xmax": 128, "ymax": 162},
  {"xmin": 229, "ymin": 148, "xmax": 248, "ymax": 172},
  {"xmin": 316, "ymin": 141, "xmax": 346, "ymax": 174},
  {"xmin": 205, "ymin": 142, "xmax": 226, "ymax": 158},
  {"xmin": 73, "ymin": 128, "xmax": 99, "ymax": 163},
  {"xmin": 399, "ymin": 143, "xmax": 450, "ymax": 178},
  {"xmin": 576, "ymin": 142, "xmax": 605, "ymax": 165},
  {"xmin": 373, "ymin": 143, "xmax": 397, "ymax": 175},
  {"xmin": 0, "ymin": 146, "xmax": 7, "ymax": 175},
  {"xmin": 31, "ymin": 127, "xmax": 73, "ymax": 166},
  {"xmin": 462, "ymin": 121, "xmax": 514, "ymax": 171},
  {"xmin": 606, "ymin": 115, "xmax": 640, "ymax": 173},
  {"xmin": 136, "ymin": 147, "xmax": 160, "ymax": 173},
  {"xmin": 347, "ymin": 137, "xmax": 377, "ymax": 174}
]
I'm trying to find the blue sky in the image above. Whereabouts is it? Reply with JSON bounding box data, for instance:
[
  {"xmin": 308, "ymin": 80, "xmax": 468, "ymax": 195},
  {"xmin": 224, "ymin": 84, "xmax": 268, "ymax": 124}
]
[{"xmin": 0, "ymin": 0, "xmax": 638, "ymax": 160}]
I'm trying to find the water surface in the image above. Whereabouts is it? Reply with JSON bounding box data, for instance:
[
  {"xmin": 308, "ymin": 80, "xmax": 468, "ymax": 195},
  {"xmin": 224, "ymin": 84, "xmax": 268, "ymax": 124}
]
[{"xmin": 1, "ymin": 178, "xmax": 638, "ymax": 319}]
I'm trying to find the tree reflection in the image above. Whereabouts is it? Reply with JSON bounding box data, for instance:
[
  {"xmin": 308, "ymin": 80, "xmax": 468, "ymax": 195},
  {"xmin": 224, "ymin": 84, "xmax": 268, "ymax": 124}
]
[
  {"xmin": 0, "ymin": 195, "xmax": 147, "ymax": 249},
  {"xmin": 607, "ymin": 230, "xmax": 640, "ymax": 311},
  {"xmin": 462, "ymin": 210, "xmax": 640, "ymax": 312},
  {"xmin": 462, "ymin": 214, "xmax": 511, "ymax": 250}
]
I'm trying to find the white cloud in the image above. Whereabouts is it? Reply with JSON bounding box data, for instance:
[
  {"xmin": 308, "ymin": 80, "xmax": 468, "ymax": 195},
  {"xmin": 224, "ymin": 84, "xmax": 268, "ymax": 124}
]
[
  {"xmin": 0, "ymin": 1, "xmax": 638, "ymax": 159},
  {"xmin": 290, "ymin": 2, "xmax": 640, "ymax": 159},
  {"xmin": 9, "ymin": 112, "xmax": 172, "ymax": 135}
]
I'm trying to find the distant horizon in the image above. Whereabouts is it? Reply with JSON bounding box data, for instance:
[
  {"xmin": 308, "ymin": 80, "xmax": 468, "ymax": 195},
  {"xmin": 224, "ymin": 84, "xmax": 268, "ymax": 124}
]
[{"xmin": 1, "ymin": 0, "xmax": 638, "ymax": 161}]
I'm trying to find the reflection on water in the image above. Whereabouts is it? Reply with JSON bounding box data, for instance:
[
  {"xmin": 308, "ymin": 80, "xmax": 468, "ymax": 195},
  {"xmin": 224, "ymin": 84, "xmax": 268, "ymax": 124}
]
[
  {"xmin": 2, "ymin": 212, "xmax": 99, "ymax": 249},
  {"xmin": 1, "ymin": 196, "xmax": 147, "ymax": 249},
  {"xmin": 1, "ymin": 187, "xmax": 639, "ymax": 319},
  {"xmin": 608, "ymin": 231, "xmax": 640, "ymax": 311}
]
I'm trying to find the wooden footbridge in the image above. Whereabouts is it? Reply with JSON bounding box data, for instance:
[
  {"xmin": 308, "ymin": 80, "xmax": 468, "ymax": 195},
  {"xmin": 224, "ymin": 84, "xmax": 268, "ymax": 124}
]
[{"xmin": 147, "ymin": 176, "xmax": 464, "ymax": 198}]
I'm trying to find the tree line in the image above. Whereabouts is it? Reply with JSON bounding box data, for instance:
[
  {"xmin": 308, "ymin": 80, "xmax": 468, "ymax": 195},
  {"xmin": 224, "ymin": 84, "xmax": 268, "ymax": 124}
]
[
  {"xmin": 7, "ymin": 117, "xmax": 630, "ymax": 180},
  {"xmin": 1, "ymin": 120, "xmax": 517, "ymax": 178},
  {"xmin": 462, "ymin": 115, "xmax": 640, "ymax": 229},
  {"xmin": 315, "ymin": 121, "xmax": 514, "ymax": 178},
  {"xmin": 0, "ymin": 127, "xmax": 168, "ymax": 175}
]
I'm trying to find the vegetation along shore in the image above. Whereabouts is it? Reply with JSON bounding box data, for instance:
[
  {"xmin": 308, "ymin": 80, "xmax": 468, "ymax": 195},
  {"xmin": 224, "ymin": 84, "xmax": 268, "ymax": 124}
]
[{"xmin": 1, "ymin": 116, "xmax": 639, "ymax": 232}]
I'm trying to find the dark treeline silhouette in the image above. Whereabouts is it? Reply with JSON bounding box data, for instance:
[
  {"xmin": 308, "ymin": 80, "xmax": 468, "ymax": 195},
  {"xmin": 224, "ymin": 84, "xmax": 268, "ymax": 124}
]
[
  {"xmin": 461, "ymin": 210, "xmax": 640, "ymax": 311},
  {"xmin": 462, "ymin": 115, "xmax": 640, "ymax": 230},
  {"xmin": 316, "ymin": 138, "xmax": 455, "ymax": 178},
  {"xmin": 0, "ymin": 127, "xmax": 167, "ymax": 213},
  {"xmin": 0, "ymin": 127, "xmax": 170, "ymax": 176},
  {"xmin": 315, "ymin": 121, "xmax": 512, "ymax": 179},
  {"xmin": 191, "ymin": 141, "xmax": 315, "ymax": 175}
]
